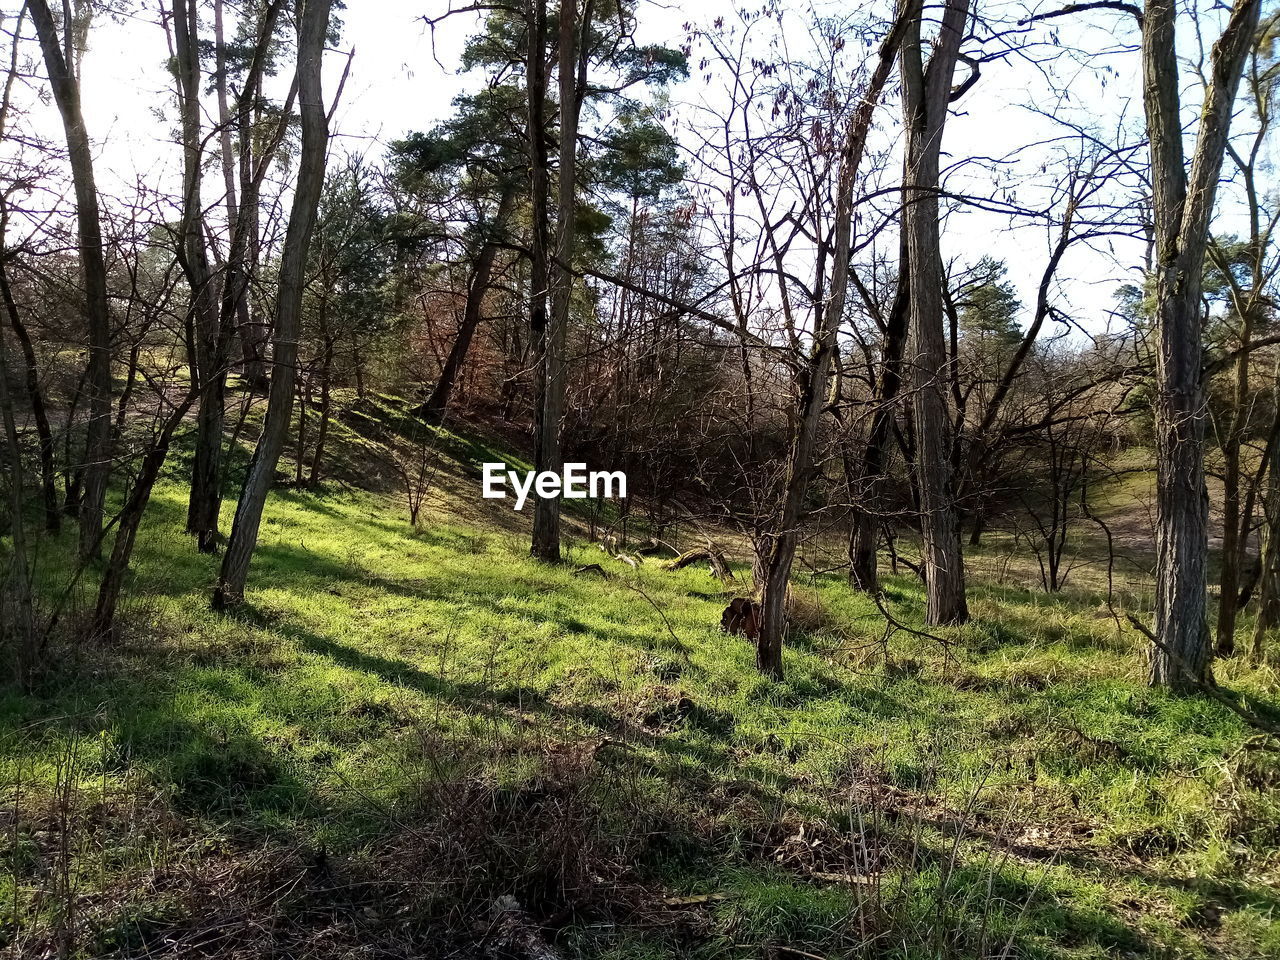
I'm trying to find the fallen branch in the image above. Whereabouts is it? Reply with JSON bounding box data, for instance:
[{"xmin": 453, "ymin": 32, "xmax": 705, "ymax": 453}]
[{"xmin": 665, "ymin": 545, "xmax": 734, "ymax": 581}]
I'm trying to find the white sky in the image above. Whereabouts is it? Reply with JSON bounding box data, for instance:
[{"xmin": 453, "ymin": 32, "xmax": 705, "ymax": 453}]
[{"xmin": 3, "ymin": 0, "xmax": 1263, "ymax": 337}]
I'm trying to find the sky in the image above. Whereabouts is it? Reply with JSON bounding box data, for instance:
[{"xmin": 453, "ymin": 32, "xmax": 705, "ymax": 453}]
[{"xmin": 2, "ymin": 0, "xmax": 1259, "ymax": 338}]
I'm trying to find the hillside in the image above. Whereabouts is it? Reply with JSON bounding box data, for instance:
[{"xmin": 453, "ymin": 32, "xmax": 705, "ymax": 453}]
[{"xmin": 3, "ymin": 399, "xmax": 1280, "ymax": 959}]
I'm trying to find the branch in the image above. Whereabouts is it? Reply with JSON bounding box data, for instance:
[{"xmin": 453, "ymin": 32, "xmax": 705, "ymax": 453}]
[{"xmin": 1018, "ymin": 1, "xmax": 1143, "ymax": 29}]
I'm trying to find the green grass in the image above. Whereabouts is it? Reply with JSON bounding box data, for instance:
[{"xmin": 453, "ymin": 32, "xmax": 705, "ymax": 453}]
[{"xmin": 3, "ymin": 409, "xmax": 1280, "ymax": 957}]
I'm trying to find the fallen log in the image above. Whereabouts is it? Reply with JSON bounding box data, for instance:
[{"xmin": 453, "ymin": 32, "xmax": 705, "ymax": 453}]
[{"xmin": 666, "ymin": 546, "xmax": 734, "ymax": 581}]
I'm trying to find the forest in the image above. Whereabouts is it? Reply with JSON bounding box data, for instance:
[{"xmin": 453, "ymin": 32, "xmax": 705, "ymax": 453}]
[{"xmin": 2, "ymin": 0, "xmax": 1280, "ymax": 955}]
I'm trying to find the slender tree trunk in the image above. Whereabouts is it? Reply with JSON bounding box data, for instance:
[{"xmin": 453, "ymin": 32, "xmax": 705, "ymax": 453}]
[
  {"xmin": 0, "ymin": 262, "xmax": 59, "ymax": 533},
  {"xmin": 187, "ymin": 0, "xmax": 284, "ymax": 550},
  {"xmin": 968, "ymin": 511, "xmax": 985, "ymax": 547},
  {"xmin": 1216, "ymin": 310, "xmax": 1255, "ymax": 655},
  {"xmin": 171, "ymin": 0, "xmax": 227, "ymax": 554},
  {"xmin": 756, "ymin": 0, "xmax": 911, "ymax": 677},
  {"xmin": 214, "ymin": 0, "xmax": 332, "ymax": 608},
  {"xmin": 1252, "ymin": 437, "xmax": 1280, "ymax": 662},
  {"xmin": 1143, "ymin": 0, "xmax": 1259, "ymax": 689},
  {"xmin": 0, "ymin": 305, "xmax": 37, "ymax": 687},
  {"xmin": 899, "ymin": 0, "xmax": 971, "ymax": 626},
  {"xmin": 309, "ymin": 339, "xmax": 333, "ymax": 488},
  {"xmin": 848, "ymin": 231, "xmax": 910, "ymax": 592},
  {"xmin": 29, "ymin": 0, "xmax": 112, "ymax": 561},
  {"xmin": 531, "ymin": 0, "xmax": 591, "ymax": 562},
  {"xmin": 525, "ymin": 0, "xmax": 551, "ymax": 473},
  {"xmin": 295, "ymin": 376, "xmax": 309, "ymax": 486},
  {"xmin": 418, "ymin": 187, "xmax": 516, "ymax": 423},
  {"xmin": 91, "ymin": 391, "xmax": 197, "ymax": 643}
]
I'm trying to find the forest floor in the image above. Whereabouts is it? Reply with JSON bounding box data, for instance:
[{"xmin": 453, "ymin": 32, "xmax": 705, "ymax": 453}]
[{"xmin": 4, "ymin": 395, "xmax": 1280, "ymax": 959}]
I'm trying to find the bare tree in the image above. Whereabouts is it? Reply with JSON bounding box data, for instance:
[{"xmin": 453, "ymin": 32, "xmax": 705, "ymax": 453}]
[
  {"xmin": 187, "ymin": 0, "xmax": 288, "ymax": 552},
  {"xmin": 1205, "ymin": 9, "xmax": 1280, "ymax": 655},
  {"xmin": 754, "ymin": 1, "xmax": 913, "ymax": 679},
  {"xmin": 28, "ymin": 0, "xmax": 112, "ymax": 560},
  {"xmin": 214, "ymin": 0, "xmax": 334, "ymax": 609},
  {"xmin": 899, "ymin": 0, "xmax": 973, "ymax": 626},
  {"xmin": 1142, "ymin": 0, "xmax": 1260, "ymax": 688}
]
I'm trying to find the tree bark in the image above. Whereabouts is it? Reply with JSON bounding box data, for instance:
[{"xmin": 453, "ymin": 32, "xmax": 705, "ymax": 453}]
[
  {"xmin": 899, "ymin": 0, "xmax": 971, "ymax": 626},
  {"xmin": 525, "ymin": 0, "xmax": 552, "ymax": 497},
  {"xmin": 29, "ymin": 0, "xmax": 112, "ymax": 561},
  {"xmin": 214, "ymin": 0, "xmax": 332, "ymax": 609},
  {"xmin": 1143, "ymin": 0, "xmax": 1260, "ymax": 689}
]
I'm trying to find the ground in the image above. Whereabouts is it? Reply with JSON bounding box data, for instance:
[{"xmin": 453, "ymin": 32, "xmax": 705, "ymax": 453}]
[{"xmin": 3, "ymin": 396, "xmax": 1280, "ymax": 958}]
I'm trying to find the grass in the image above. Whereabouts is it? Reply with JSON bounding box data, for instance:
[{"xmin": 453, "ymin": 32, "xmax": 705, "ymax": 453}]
[{"xmin": 3, "ymin": 402, "xmax": 1280, "ymax": 957}]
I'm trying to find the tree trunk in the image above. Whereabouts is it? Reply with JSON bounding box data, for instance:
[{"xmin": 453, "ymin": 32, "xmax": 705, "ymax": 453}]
[
  {"xmin": 1142, "ymin": 0, "xmax": 1259, "ymax": 689},
  {"xmin": 756, "ymin": 0, "xmax": 911, "ymax": 677},
  {"xmin": 525, "ymin": 0, "xmax": 552, "ymax": 504},
  {"xmin": 418, "ymin": 187, "xmax": 516, "ymax": 423},
  {"xmin": 172, "ymin": 0, "xmax": 227, "ymax": 554},
  {"xmin": 295, "ymin": 376, "xmax": 309, "ymax": 487},
  {"xmin": 0, "ymin": 303, "xmax": 37, "ymax": 687},
  {"xmin": 848, "ymin": 231, "xmax": 911, "ymax": 592},
  {"xmin": 531, "ymin": 0, "xmax": 591, "ymax": 562},
  {"xmin": 968, "ymin": 511, "xmax": 985, "ymax": 547},
  {"xmin": 214, "ymin": 0, "xmax": 332, "ymax": 609},
  {"xmin": 0, "ymin": 262, "xmax": 59, "ymax": 533},
  {"xmin": 188, "ymin": 0, "xmax": 284, "ymax": 550},
  {"xmin": 1216, "ymin": 307, "xmax": 1257, "ymax": 654},
  {"xmin": 29, "ymin": 0, "xmax": 112, "ymax": 561},
  {"xmin": 309, "ymin": 339, "xmax": 333, "ymax": 488},
  {"xmin": 1251, "ymin": 442, "xmax": 1280, "ymax": 662},
  {"xmin": 898, "ymin": 0, "xmax": 971, "ymax": 626},
  {"xmin": 91, "ymin": 391, "xmax": 196, "ymax": 642}
]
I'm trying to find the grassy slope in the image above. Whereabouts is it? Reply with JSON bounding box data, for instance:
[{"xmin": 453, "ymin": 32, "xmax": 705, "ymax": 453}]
[{"xmin": 3, "ymin": 399, "xmax": 1280, "ymax": 958}]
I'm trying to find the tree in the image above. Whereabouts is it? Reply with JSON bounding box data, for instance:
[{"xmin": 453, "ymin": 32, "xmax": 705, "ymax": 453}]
[
  {"xmin": 28, "ymin": 0, "xmax": 112, "ymax": 561},
  {"xmin": 298, "ymin": 156, "xmax": 397, "ymax": 486},
  {"xmin": 530, "ymin": 0, "xmax": 592, "ymax": 562},
  {"xmin": 186, "ymin": 0, "xmax": 289, "ymax": 552},
  {"xmin": 899, "ymin": 0, "xmax": 973, "ymax": 626},
  {"xmin": 392, "ymin": 85, "xmax": 525, "ymax": 423},
  {"xmin": 748, "ymin": 1, "xmax": 911, "ymax": 678},
  {"xmin": 214, "ymin": 0, "xmax": 334, "ymax": 609},
  {"xmin": 1204, "ymin": 10, "xmax": 1280, "ymax": 656},
  {"xmin": 170, "ymin": 0, "xmax": 221, "ymax": 552},
  {"xmin": 1142, "ymin": 0, "xmax": 1261, "ymax": 689}
]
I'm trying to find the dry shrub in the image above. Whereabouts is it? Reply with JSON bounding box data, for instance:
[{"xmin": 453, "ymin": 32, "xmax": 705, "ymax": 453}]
[{"xmin": 786, "ymin": 586, "xmax": 831, "ymax": 635}]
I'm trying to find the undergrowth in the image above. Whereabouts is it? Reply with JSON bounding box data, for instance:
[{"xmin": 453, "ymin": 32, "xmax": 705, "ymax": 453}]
[{"xmin": 1, "ymin": 404, "xmax": 1278, "ymax": 958}]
